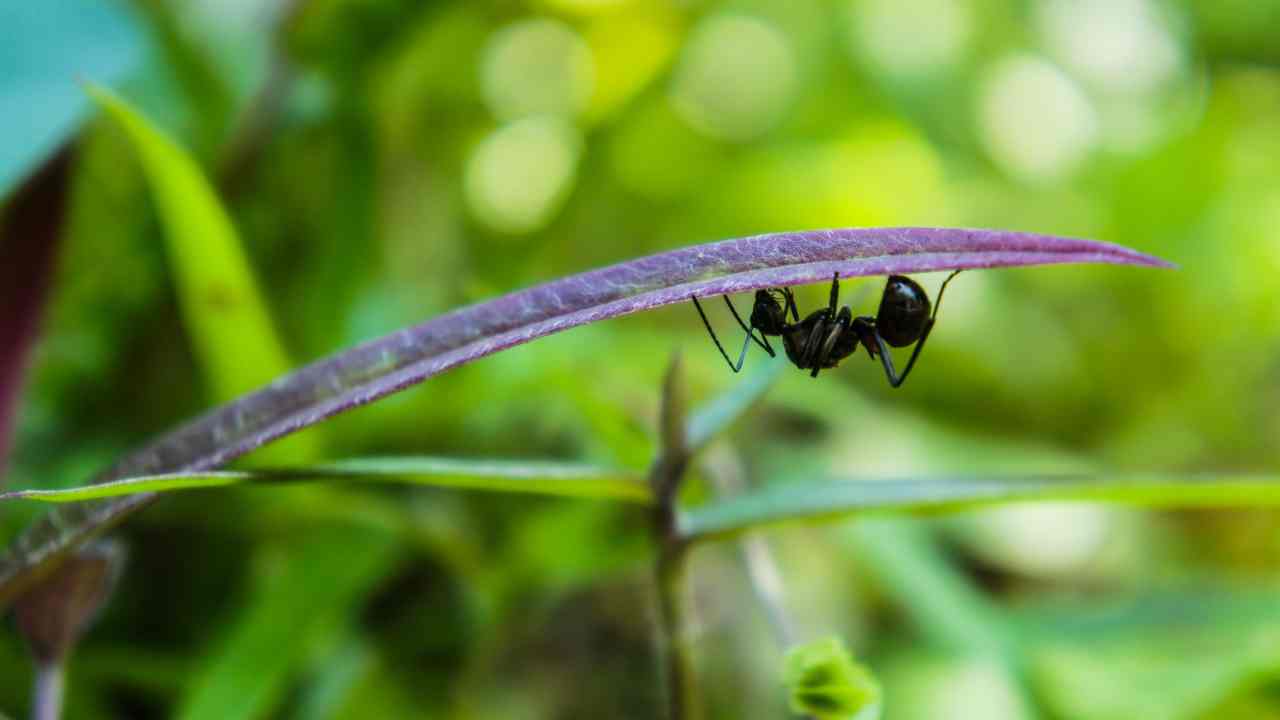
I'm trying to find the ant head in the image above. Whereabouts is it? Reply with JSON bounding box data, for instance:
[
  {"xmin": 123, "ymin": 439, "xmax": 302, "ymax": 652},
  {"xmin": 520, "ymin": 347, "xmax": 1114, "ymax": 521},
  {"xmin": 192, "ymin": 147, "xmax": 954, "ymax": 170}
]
[
  {"xmin": 876, "ymin": 275, "xmax": 931, "ymax": 347},
  {"xmin": 751, "ymin": 289, "xmax": 783, "ymax": 310},
  {"xmin": 751, "ymin": 289, "xmax": 789, "ymax": 334}
]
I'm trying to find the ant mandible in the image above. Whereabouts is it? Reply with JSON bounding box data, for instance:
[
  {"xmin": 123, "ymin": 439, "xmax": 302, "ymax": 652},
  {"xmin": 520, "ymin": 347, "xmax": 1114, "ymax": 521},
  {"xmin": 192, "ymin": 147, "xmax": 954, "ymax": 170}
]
[{"xmin": 691, "ymin": 270, "xmax": 962, "ymax": 386}]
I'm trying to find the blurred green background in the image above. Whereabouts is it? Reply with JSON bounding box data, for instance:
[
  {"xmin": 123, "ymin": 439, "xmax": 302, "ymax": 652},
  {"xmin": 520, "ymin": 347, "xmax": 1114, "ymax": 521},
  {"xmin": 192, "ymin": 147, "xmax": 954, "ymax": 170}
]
[{"xmin": 3, "ymin": 0, "xmax": 1280, "ymax": 717}]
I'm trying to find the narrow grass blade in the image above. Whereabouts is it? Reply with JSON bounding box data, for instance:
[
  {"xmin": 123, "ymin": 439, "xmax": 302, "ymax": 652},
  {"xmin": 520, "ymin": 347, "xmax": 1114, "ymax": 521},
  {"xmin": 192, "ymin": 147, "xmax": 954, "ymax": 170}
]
[
  {"xmin": 88, "ymin": 84, "xmax": 317, "ymax": 465},
  {"xmin": 87, "ymin": 85, "xmax": 290, "ymax": 402},
  {"xmin": 680, "ymin": 473, "xmax": 1280, "ymax": 542},
  {"xmin": 0, "ymin": 226, "xmax": 1171, "ymax": 604},
  {"xmin": 686, "ymin": 353, "xmax": 787, "ymax": 455},
  {"xmin": 0, "ymin": 457, "xmax": 651, "ymax": 505},
  {"xmin": 320, "ymin": 457, "xmax": 652, "ymax": 502}
]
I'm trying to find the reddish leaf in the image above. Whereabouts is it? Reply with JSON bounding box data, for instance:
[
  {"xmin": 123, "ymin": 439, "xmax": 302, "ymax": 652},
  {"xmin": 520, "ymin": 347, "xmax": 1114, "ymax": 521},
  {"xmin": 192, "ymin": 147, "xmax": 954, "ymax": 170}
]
[{"xmin": 0, "ymin": 148, "xmax": 73, "ymax": 486}]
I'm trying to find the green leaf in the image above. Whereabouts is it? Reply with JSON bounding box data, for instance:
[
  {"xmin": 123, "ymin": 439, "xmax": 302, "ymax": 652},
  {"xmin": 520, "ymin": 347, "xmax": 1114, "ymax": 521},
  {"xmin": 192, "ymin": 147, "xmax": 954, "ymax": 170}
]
[
  {"xmin": 0, "ymin": 2, "xmax": 142, "ymax": 198},
  {"xmin": 0, "ymin": 457, "xmax": 651, "ymax": 504},
  {"xmin": 784, "ymin": 636, "xmax": 882, "ymax": 720},
  {"xmin": 323, "ymin": 457, "xmax": 651, "ymax": 501},
  {"xmin": 679, "ymin": 473, "xmax": 1280, "ymax": 541},
  {"xmin": 176, "ymin": 525, "xmax": 397, "ymax": 720},
  {"xmin": 86, "ymin": 84, "xmax": 317, "ymax": 463},
  {"xmin": 839, "ymin": 519, "xmax": 1034, "ymax": 717},
  {"xmin": 686, "ymin": 353, "xmax": 787, "ymax": 454},
  {"xmin": 1015, "ymin": 591, "xmax": 1280, "ymax": 720},
  {"xmin": 843, "ymin": 518, "xmax": 1015, "ymax": 659},
  {"xmin": 293, "ymin": 637, "xmax": 377, "ymax": 720}
]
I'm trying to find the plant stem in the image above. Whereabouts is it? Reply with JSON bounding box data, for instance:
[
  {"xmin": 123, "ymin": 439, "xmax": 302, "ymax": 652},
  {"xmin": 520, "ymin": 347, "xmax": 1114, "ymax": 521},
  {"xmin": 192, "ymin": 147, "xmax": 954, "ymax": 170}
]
[
  {"xmin": 31, "ymin": 661, "xmax": 64, "ymax": 720},
  {"xmin": 650, "ymin": 354, "xmax": 699, "ymax": 720},
  {"xmin": 216, "ymin": 0, "xmax": 310, "ymax": 198},
  {"xmin": 655, "ymin": 540, "xmax": 696, "ymax": 720}
]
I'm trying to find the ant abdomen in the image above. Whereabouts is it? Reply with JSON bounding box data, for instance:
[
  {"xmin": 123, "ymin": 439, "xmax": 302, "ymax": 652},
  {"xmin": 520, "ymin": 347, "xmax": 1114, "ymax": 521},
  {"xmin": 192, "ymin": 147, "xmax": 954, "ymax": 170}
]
[{"xmin": 875, "ymin": 275, "xmax": 931, "ymax": 347}]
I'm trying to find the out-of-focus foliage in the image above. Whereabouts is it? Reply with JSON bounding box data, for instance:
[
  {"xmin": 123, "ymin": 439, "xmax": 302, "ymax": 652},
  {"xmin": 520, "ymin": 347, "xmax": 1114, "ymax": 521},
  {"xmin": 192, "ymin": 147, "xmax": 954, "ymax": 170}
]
[
  {"xmin": 784, "ymin": 636, "xmax": 881, "ymax": 719},
  {"xmin": 3, "ymin": 0, "xmax": 1280, "ymax": 718}
]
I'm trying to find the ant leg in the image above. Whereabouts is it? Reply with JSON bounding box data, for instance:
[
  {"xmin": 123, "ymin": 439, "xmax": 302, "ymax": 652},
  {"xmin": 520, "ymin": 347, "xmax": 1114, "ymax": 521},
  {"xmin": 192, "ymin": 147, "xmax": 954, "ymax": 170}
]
[
  {"xmin": 767, "ymin": 287, "xmax": 800, "ymax": 322},
  {"xmin": 692, "ymin": 295, "xmax": 753, "ymax": 372},
  {"xmin": 782, "ymin": 288, "xmax": 800, "ymax": 322},
  {"xmin": 873, "ymin": 271, "xmax": 961, "ymax": 387},
  {"xmin": 731, "ymin": 324, "xmax": 755, "ymax": 370},
  {"xmin": 803, "ymin": 274, "xmax": 844, "ymax": 378},
  {"xmin": 692, "ymin": 295, "xmax": 742, "ymax": 372},
  {"xmin": 818, "ymin": 308, "xmax": 852, "ymax": 362},
  {"xmin": 810, "ymin": 307, "xmax": 852, "ymax": 379},
  {"xmin": 801, "ymin": 318, "xmax": 831, "ymax": 378},
  {"xmin": 722, "ymin": 295, "xmax": 775, "ymax": 356},
  {"xmin": 932, "ymin": 270, "xmax": 962, "ymax": 322},
  {"xmin": 871, "ymin": 321, "xmax": 929, "ymax": 388}
]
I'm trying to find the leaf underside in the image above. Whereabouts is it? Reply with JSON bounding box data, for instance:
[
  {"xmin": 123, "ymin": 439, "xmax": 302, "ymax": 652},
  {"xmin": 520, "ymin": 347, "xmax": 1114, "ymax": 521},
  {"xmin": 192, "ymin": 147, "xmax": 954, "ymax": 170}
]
[{"xmin": 0, "ymin": 227, "xmax": 1171, "ymax": 604}]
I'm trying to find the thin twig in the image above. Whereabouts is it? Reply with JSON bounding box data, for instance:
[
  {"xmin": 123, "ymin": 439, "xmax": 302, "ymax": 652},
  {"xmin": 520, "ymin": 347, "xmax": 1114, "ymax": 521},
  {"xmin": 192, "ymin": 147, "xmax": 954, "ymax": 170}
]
[
  {"xmin": 740, "ymin": 536, "xmax": 797, "ymax": 645},
  {"xmin": 702, "ymin": 446, "xmax": 799, "ymax": 646},
  {"xmin": 701, "ymin": 446, "xmax": 818, "ymax": 720},
  {"xmin": 30, "ymin": 662, "xmax": 63, "ymax": 720},
  {"xmin": 216, "ymin": 0, "xmax": 310, "ymax": 197}
]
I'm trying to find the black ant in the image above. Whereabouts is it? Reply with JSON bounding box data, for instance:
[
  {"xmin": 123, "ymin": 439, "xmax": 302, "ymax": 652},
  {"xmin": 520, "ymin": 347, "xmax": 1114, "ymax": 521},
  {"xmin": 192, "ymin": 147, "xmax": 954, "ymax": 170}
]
[{"xmin": 691, "ymin": 271, "xmax": 961, "ymax": 386}]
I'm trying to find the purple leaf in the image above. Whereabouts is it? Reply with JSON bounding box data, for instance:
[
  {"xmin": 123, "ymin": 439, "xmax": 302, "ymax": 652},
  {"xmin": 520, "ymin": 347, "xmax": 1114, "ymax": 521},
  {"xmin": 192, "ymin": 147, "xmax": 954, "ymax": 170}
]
[{"xmin": 0, "ymin": 227, "xmax": 1171, "ymax": 603}]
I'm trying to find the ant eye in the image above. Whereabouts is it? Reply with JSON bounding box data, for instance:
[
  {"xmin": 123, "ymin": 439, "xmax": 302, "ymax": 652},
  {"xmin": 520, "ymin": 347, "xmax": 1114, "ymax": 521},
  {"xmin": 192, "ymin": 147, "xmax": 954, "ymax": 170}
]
[{"xmin": 876, "ymin": 275, "xmax": 930, "ymax": 347}]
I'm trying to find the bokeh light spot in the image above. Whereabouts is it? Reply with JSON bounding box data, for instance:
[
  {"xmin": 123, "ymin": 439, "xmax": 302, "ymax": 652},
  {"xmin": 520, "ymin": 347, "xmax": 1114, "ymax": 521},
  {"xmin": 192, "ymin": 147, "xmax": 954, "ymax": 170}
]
[
  {"xmin": 583, "ymin": 6, "xmax": 680, "ymax": 122},
  {"xmin": 481, "ymin": 18, "xmax": 595, "ymax": 121},
  {"xmin": 979, "ymin": 55, "xmax": 1097, "ymax": 182},
  {"xmin": 669, "ymin": 13, "xmax": 797, "ymax": 142},
  {"xmin": 538, "ymin": 0, "xmax": 633, "ymax": 16},
  {"xmin": 723, "ymin": 121, "xmax": 947, "ymax": 230},
  {"xmin": 958, "ymin": 503, "xmax": 1114, "ymax": 577},
  {"xmin": 464, "ymin": 117, "xmax": 583, "ymax": 235},
  {"xmin": 1038, "ymin": 0, "xmax": 1183, "ymax": 96},
  {"xmin": 849, "ymin": 0, "xmax": 973, "ymax": 78}
]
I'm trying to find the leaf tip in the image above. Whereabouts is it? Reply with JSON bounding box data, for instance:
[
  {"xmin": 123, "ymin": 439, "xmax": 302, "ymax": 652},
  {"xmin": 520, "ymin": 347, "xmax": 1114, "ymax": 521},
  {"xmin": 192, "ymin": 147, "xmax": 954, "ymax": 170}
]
[
  {"xmin": 80, "ymin": 79, "xmax": 114, "ymax": 106},
  {"xmin": 1125, "ymin": 249, "xmax": 1178, "ymax": 270}
]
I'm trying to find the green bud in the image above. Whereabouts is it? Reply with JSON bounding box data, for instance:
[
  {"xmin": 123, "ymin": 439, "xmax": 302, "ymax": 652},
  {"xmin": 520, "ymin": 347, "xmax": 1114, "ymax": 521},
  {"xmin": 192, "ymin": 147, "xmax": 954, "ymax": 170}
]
[{"xmin": 784, "ymin": 636, "xmax": 882, "ymax": 720}]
